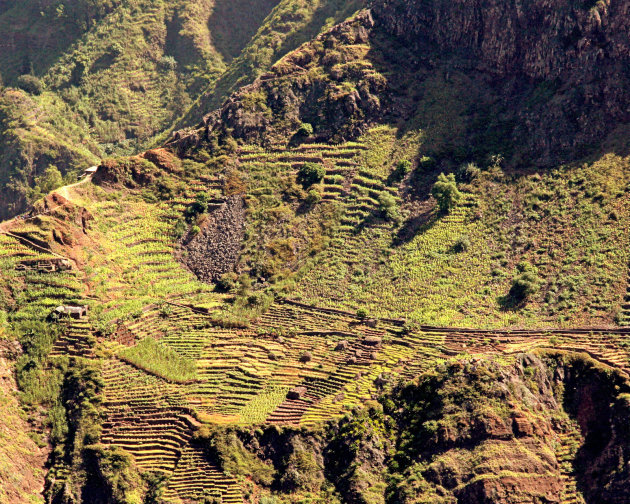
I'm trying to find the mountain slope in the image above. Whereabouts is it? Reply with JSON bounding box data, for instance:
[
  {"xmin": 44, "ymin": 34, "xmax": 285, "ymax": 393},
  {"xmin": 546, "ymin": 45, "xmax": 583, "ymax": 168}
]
[
  {"xmin": 2, "ymin": 0, "xmax": 630, "ymax": 503},
  {"xmin": 0, "ymin": 0, "xmax": 364, "ymax": 220}
]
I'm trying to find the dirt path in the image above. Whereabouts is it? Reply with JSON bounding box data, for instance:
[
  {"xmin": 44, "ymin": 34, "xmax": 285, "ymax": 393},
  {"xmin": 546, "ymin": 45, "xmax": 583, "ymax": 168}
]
[
  {"xmin": 54, "ymin": 172, "xmax": 94, "ymax": 201},
  {"xmin": 0, "ymin": 172, "xmax": 95, "ymax": 233}
]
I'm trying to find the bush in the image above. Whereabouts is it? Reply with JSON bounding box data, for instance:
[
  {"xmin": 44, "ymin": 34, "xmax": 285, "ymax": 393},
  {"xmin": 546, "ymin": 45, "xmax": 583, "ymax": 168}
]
[
  {"xmin": 378, "ymin": 191, "xmax": 400, "ymax": 222},
  {"xmin": 297, "ymin": 122, "xmax": 314, "ymax": 136},
  {"xmin": 297, "ymin": 163, "xmax": 325, "ymax": 188},
  {"xmin": 431, "ymin": 172, "xmax": 462, "ymax": 213},
  {"xmin": 186, "ymin": 192, "xmax": 210, "ymax": 219},
  {"xmin": 36, "ymin": 165, "xmax": 63, "ymax": 195},
  {"xmin": 299, "ymin": 351, "xmax": 312, "ymax": 363},
  {"xmin": 16, "ymin": 74, "xmax": 44, "ymax": 95},
  {"xmin": 419, "ymin": 156, "xmax": 436, "ymax": 169},
  {"xmin": 216, "ymin": 272, "xmax": 239, "ymax": 292},
  {"xmin": 159, "ymin": 55, "xmax": 177, "ymax": 72},
  {"xmin": 305, "ymin": 187, "xmax": 322, "ymax": 205},
  {"xmin": 356, "ymin": 308, "xmax": 368, "ymax": 320},
  {"xmin": 457, "ymin": 162, "xmax": 480, "ymax": 183},
  {"xmin": 173, "ymin": 218, "xmax": 187, "ymax": 239},
  {"xmin": 509, "ymin": 261, "xmax": 540, "ymax": 302},
  {"xmin": 395, "ymin": 159, "xmax": 412, "ymax": 177},
  {"xmin": 452, "ymin": 235, "xmax": 470, "ymax": 252}
]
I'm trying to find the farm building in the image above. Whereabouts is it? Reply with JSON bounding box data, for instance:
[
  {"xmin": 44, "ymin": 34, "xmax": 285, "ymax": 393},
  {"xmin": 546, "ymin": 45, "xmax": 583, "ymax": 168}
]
[{"xmin": 54, "ymin": 305, "xmax": 88, "ymax": 319}]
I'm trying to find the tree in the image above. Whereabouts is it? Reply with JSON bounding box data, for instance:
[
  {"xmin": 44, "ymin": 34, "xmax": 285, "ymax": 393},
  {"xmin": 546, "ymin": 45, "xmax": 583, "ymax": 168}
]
[
  {"xmin": 16, "ymin": 74, "xmax": 44, "ymax": 95},
  {"xmin": 431, "ymin": 172, "xmax": 461, "ymax": 213},
  {"xmin": 509, "ymin": 261, "xmax": 540, "ymax": 302},
  {"xmin": 305, "ymin": 188, "xmax": 322, "ymax": 205},
  {"xmin": 186, "ymin": 192, "xmax": 210, "ymax": 218},
  {"xmin": 297, "ymin": 122, "xmax": 314, "ymax": 136},
  {"xmin": 159, "ymin": 55, "xmax": 177, "ymax": 72},
  {"xmin": 36, "ymin": 165, "xmax": 63, "ymax": 194},
  {"xmin": 297, "ymin": 163, "xmax": 325, "ymax": 188},
  {"xmin": 378, "ymin": 191, "xmax": 400, "ymax": 222}
]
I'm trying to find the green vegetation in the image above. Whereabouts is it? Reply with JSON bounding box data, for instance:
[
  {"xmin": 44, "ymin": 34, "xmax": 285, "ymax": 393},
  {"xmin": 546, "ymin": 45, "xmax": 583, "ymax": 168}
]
[
  {"xmin": 431, "ymin": 172, "xmax": 462, "ymax": 213},
  {"xmin": 509, "ymin": 261, "xmax": 541, "ymax": 303},
  {"xmin": 0, "ymin": 0, "xmax": 365, "ymax": 218},
  {"xmin": 297, "ymin": 163, "xmax": 326, "ymax": 188},
  {"xmin": 119, "ymin": 337, "xmax": 197, "ymax": 383},
  {"xmin": 16, "ymin": 75, "xmax": 44, "ymax": 95},
  {"xmin": 2, "ymin": 2, "xmax": 630, "ymax": 502},
  {"xmin": 297, "ymin": 122, "xmax": 314, "ymax": 137}
]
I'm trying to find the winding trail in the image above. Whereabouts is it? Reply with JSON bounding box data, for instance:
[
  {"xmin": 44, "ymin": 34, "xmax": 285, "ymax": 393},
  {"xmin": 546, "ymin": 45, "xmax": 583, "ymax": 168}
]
[{"xmin": 0, "ymin": 171, "xmax": 95, "ymax": 233}]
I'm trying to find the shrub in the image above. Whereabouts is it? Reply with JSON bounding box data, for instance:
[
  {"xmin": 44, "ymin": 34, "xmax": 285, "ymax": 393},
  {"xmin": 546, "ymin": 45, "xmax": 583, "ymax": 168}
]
[
  {"xmin": 305, "ymin": 187, "xmax": 322, "ymax": 205},
  {"xmin": 431, "ymin": 172, "xmax": 462, "ymax": 213},
  {"xmin": 378, "ymin": 191, "xmax": 400, "ymax": 222},
  {"xmin": 36, "ymin": 165, "xmax": 63, "ymax": 195},
  {"xmin": 452, "ymin": 235, "xmax": 470, "ymax": 252},
  {"xmin": 297, "ymin": 163, "xmax": 325, "ymax": 188},
  {"xmin": 216, "ymin": 272, "xmax": 239, "ymax": 292},
  {"xmin": 159, "ymin": 55, "xmax": 177, "ymax": 72},
  {"xmin": 509, "ymin": 261, "xmax": 541, "ymax": 302},
  {"xmin": 419, "ymin": 156, "xmax": 436, "ymax": 169},
  {"xmin": 299, "ymin": 351, "xmax": 312, "ymax": 363},
  {"xmin": 16, "ymin": 74, "xmax": 44, "ymax": 95},
  {"xmin": 395, "ymin": 160, "xmax": 412, "ymax": 177},
  {"xmin": 186, "ymin": 192, "xmax": 210, "ymax": 218},
  {"xmin": 457, "ymin": 162, "xmax": 480, "ymax": 183},
  {"xmin": 173, "ymin": 218, "xmax": 187, "ymax": 238},
  {"xmin": 158, "ymin": 303, "xmax": 173, "ymax": 318},
  {"xmin": 111, "ymin": 42, "xmax": 124, "ymax": 57},
  {"xmin": 191, "ymin": 225, "xmax": 201, "ymax": 236},
  {"xmin": 297, "ymin": 122, "xmax": 314, "ymax": 136},
  {"xmin": 356, "ymin": 308, "xmax": 368, "ymax": 320}
]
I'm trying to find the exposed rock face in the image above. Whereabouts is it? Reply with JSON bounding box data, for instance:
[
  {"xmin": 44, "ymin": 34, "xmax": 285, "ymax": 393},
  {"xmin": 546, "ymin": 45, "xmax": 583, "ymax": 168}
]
[
  {"xmin": 193, "ymin": 353, "xmax": 630, "ymax": 504},
  {"xmin": 372, "ymin": 0, "xmax": 630, "ymax": 165},
  {"xmin": 560, "ymin": 356, "xmax": 630, "ymax": 503},
  {"xmin": 384, "ymin": 352, "xmax": 630, "ymax": 504},
  {"xmin": 167, "ymin": 0, "xmax": 630, "ymax": 166},
  {"xmin": 180, "ymin": 195, "xmax": 245, "ymax": 283},
  {"xmin": 168, "ymin": 11, "xmax": 385, "ymax": 153}
]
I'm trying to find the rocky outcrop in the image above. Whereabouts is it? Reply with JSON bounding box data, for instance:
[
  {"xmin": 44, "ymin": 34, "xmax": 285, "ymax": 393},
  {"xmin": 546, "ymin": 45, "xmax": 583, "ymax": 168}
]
[
  {"xmin": 180, "ymin": 195, "xmax": 245, "ymax": 283},
  {"xmin": 189, "ymin": 352, "xmax": 630, "ymax": 504},
  {"xmin": 372, "ymin": 0, "xmax": 630, "ymax": 165},
  {"xmin": 168, "ymin": 11, "xmax": 385, "ymax": 153},
  {"xmin": 383, "ymin": 352, "xmax": 630, "ymax": 504}
]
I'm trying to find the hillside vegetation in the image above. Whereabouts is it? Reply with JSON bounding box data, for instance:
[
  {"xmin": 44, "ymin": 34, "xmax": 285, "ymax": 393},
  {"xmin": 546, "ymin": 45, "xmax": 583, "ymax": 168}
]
[
  {"xmin": 0, "ymin": 0, "xmax": 364, "ymax": 220},
  {"xmin": 2, "ymin": 0, "xmax": 630, "ymax": 503}
]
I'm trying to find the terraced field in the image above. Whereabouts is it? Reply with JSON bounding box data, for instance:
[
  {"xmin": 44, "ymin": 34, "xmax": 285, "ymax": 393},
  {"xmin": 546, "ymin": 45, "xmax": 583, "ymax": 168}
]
[{"xmin": 2, "ymin": 128, "xmax": 629, "ymax": 503}]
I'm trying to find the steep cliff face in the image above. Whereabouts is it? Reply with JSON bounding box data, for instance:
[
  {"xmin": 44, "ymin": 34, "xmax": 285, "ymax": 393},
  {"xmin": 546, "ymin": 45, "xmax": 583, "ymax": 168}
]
[
  {"xmin": 173, "ymin": 0, "xmax": 630, "ymax": 167},
  {"xmin": 197, "ymin": 11, "xmax": 384, "ymax": 146},
  {"xmin": 560, "ymin": 355, "xmax": 630, "ymax": 503},
  {"xmin": 188, "ymin": 353, "xmax": 630, "ymax": 504},
  {"xmin": 168, "ymin": 10, "xmax": 389, "ymax": 156},
  {"xmin": 372, "ymin": 0, "xmax": 630, "ymax": 165},
  {"xmin": 384, "ymin": 352, "xmax": 630, "ymax": 504}
]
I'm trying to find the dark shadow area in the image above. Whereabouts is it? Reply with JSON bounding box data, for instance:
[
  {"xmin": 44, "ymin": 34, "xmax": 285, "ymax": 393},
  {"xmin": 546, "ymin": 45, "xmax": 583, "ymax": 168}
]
[
  {"xmin": 392, "ymin": 206, "xmax": 436, "ymax": 246},
  {"xmin": 560, "ymin": 359, "xmax": 630, "ymax": 504},
  {"xmin": 208, "ymin": 0, "xmax": 281, "ymax": 62},
  {"xmin": 0, "ymin": 3, "xmax": 114, "ymax": 84},
  {"xmin": 497, "ymin": 293, "xmax": 526, "ymax": 311}
]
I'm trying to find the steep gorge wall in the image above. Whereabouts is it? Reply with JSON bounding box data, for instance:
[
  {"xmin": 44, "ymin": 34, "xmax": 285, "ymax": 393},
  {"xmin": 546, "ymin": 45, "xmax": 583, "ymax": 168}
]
[
  {"xmin": 194, "ymin": 353, "xmax": 630, "ymax": 504},
  {"xmin": 372, "ymin": 0, "xmax": 630, "ymax": 165}
]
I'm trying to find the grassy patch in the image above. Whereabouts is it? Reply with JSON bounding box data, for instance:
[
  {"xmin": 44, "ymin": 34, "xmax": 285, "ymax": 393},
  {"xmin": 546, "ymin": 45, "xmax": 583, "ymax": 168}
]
[{"xmin": 119, "ymin": 337, "xmax": 197, "ymax": 383}]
